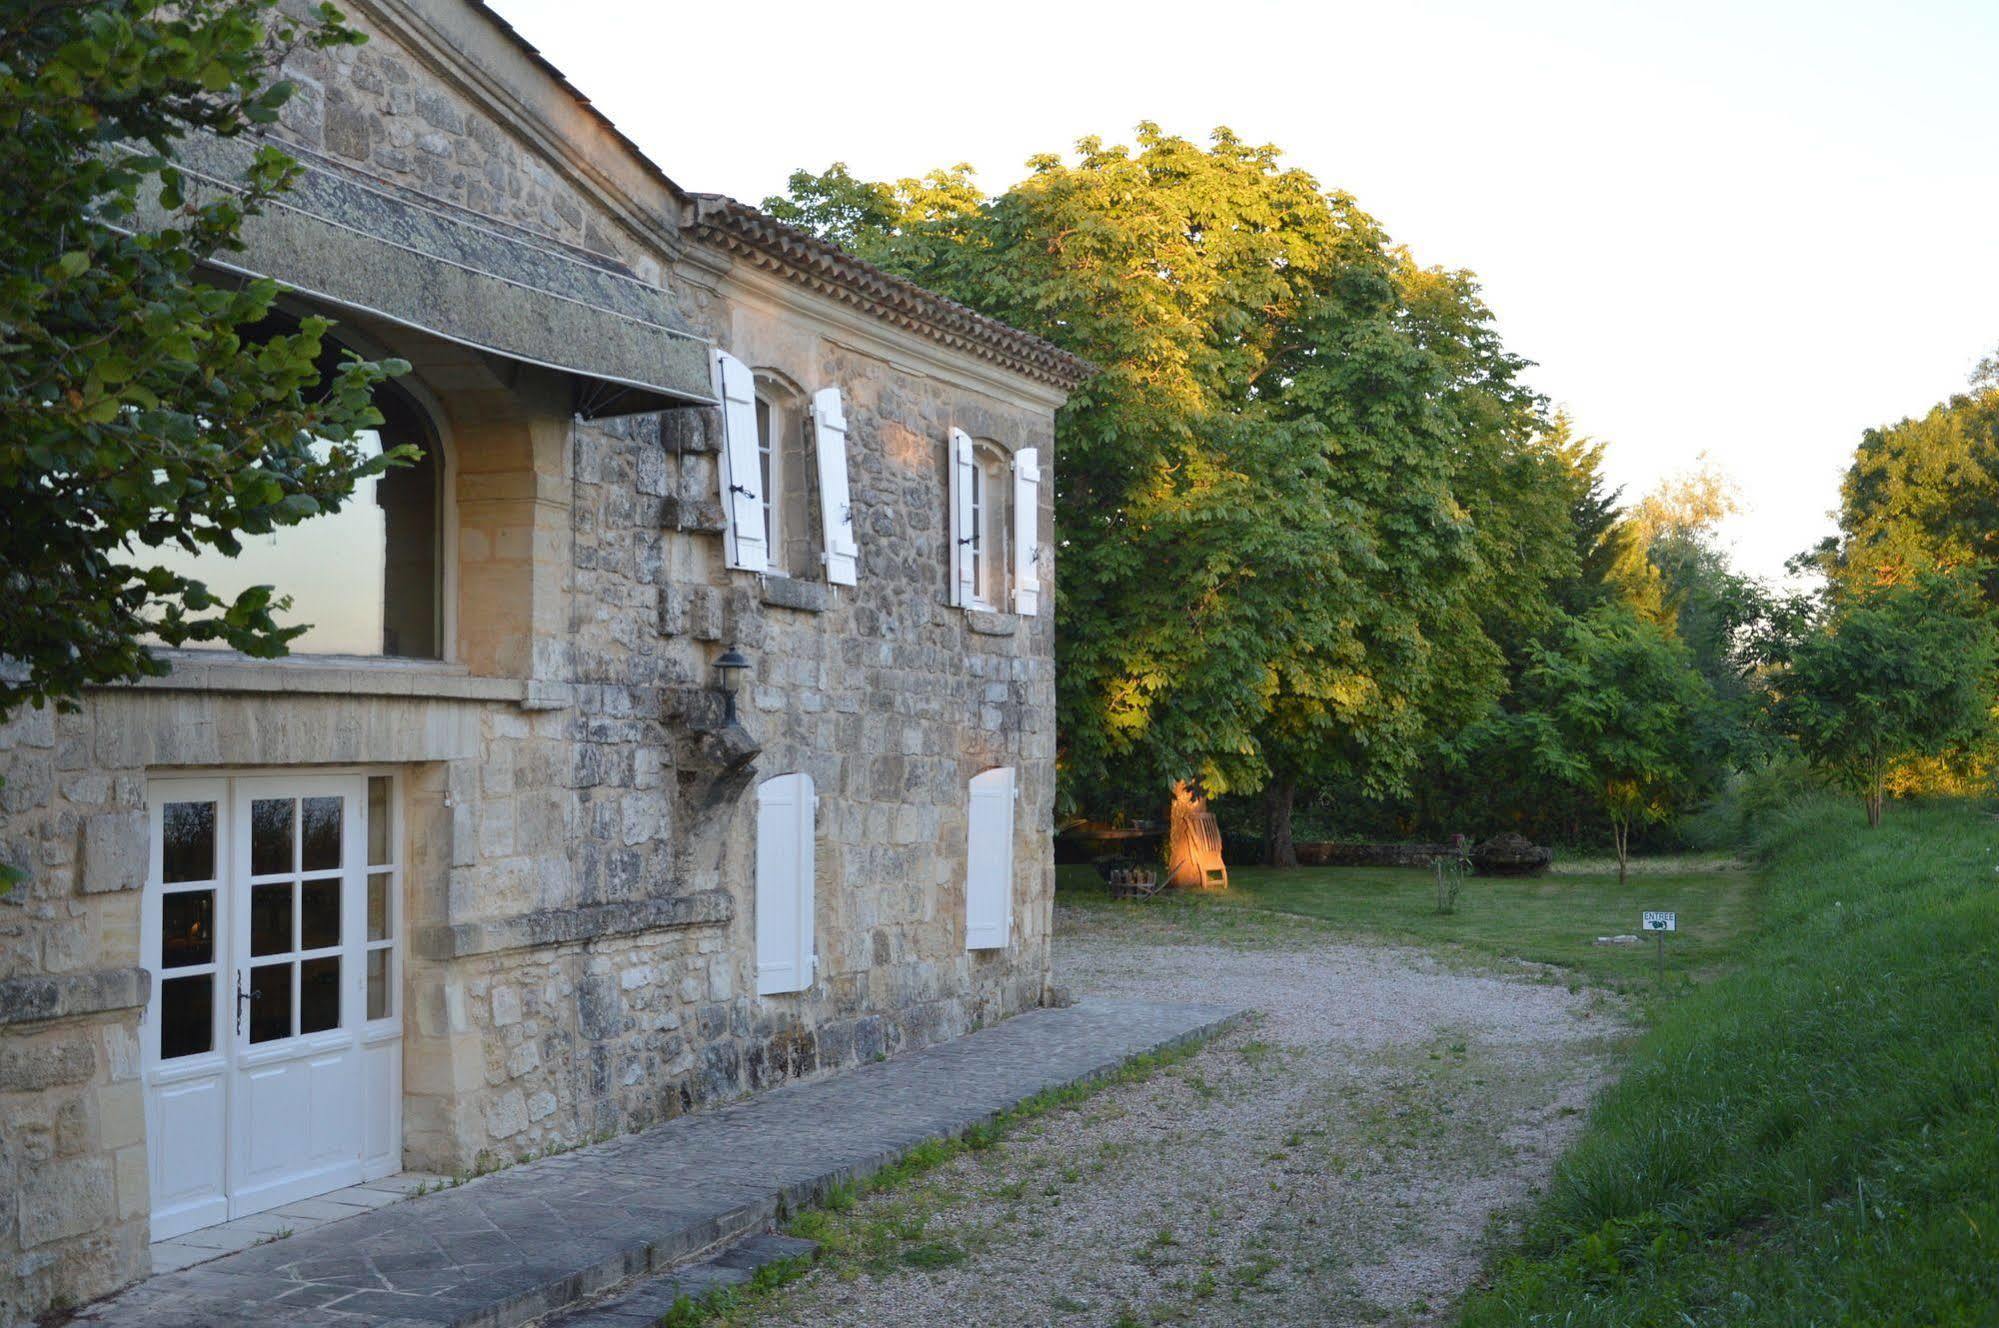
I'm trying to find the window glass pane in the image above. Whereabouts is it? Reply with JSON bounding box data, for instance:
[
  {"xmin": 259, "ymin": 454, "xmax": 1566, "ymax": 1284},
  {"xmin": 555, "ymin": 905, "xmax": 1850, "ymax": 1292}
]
[
  {"xmin": 300, "ymin": 879, "xmax": 341, "ymax": 950},
  {"xmin": 160, "ymin": 975, "xmax": 213, "ymax": 1059},
  {"xmin": 367, "ymin": 872, "xmax": 392, "ymax": 942},
  {"xmin": 366, "ymin": 948, "xmax": 391, "ymax": 1021},
  {"xmin": 250, "ymin": 882, "xmax": 293, "ymax": 957},
  {"xmin": 249, "ymin": 963, "xmax": 292, "ymax": 1043},
  {"xmin": 161, "ymin": 802, "xmax": 216, "ymax": 883},
  {"xmin": 300, "ymin": 796, "xmax": 342, "ymax": 871},
  {"xmin": 161, "ymin": 890, "xmax": 214, "ymax": 968},
  {"xmin": 251, "ymin": 798, "xmax": 293, "ymax": 876},
  {"xmin": 139, "ymin": 385, "xmax": 441, "ymax": 659},
  {"xmin": 367, "ymin": 776, "xmax": 392, "ymax": 865},
  {"xmin": 299, "ymin": 957, "xmax": 341, "ymax": 1034}
]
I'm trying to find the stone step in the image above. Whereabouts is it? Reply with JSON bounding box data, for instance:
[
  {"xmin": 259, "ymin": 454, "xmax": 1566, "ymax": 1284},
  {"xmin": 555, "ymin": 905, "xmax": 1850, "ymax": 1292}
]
[{"xmin": 535, "ymin": 1233, "xmax": 818, "ymax": 1327}]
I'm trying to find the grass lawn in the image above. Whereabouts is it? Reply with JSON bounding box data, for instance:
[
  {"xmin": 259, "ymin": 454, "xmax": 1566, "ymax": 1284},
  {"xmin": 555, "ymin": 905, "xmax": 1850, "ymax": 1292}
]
[
  {"xmin": 1459, "ymin": 796, "xmax": 1999, "ymax": 1326},
  {"xmin": 1057, "ymin": 854, "xmax": 1760, "ymax": 991}
]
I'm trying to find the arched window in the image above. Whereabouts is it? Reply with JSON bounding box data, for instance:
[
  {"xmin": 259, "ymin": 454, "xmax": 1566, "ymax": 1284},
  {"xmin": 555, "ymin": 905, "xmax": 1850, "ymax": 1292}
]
[
  {"xmin": 149, "ymin": 375, "xmax": 445, "ymax": 659},
  {"xmin": 949, "ymin": 432, "xmax": 1042, "ymax": 616},
  {"xmin": 968, "ymin": 440, "xmax": 1011, "ymax": 610},
  {"xmin": 754, "ymin": 374, "xmax": 818, "ymax": 581}
]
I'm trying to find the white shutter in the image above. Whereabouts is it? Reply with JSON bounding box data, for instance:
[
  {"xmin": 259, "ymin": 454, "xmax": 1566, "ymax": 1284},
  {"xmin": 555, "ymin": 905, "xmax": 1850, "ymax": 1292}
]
[
  {"xmin": 965, "ymin": 767, "xmax": 1015, "ymax": 950},
  {"xmin": 947, "ymin": 428, "xmax": 977, "ymax": 607},
  {"xmin": 755, "ymin": 772, "xmax": 816, "ymax": 994},
  {"xmin": 1011, "ymin": 446, "xmax": 1042, "ymax": 616},
  {"xmin": 714, "ymin": 349, "xmax": 768, "ymax": 573},
  {"xmin": 812, "ymin": 387, "xmax": 858, "ymax": 586}
]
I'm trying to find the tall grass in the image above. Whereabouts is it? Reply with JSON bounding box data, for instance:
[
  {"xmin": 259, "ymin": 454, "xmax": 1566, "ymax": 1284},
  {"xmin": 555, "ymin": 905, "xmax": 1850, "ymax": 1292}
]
[{"xmin": 1460, "ymin": 796, "xmax": 1999, "ymax": 1326}]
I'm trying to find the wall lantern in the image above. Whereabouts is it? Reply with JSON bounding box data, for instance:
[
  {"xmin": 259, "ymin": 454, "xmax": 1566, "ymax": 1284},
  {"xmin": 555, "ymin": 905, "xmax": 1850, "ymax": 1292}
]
[{"xmin": 713, "ymin": 645, "xmax": 751, "ymax": 722}]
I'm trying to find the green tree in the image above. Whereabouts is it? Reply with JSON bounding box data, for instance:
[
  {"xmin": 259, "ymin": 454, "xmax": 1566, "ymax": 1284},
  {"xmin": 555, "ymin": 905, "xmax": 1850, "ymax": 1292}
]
[
  {"xmin": 1762, "ymin": 573, "xmax": 1998, "ymax": 827},
  {"xmin": 769, "ymin": 128, "xmax": 1567, "ymax": 834},
  {"xmin": 1484, "ymin": 605, "xmax": 1723, "ymax": 881},
  {"xmin": 0, "ymin": 0, "xmax": 409, "ymax": 721},
  {"xmin": 1543, "ymin": 413, "xmax": 1630, "ymax": 619},
  {"xmin": 1251, "ymin": 257, "xmax": 1569, "ymax": 864},
  {"xmin": 1828, "ymin": 351, "xmax": 1999, "ymax": 604}
]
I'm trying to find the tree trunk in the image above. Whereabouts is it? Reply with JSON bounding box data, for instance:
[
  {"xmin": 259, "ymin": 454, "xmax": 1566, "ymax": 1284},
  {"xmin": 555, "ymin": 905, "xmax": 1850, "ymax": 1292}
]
[
  {"xmin": 1613, "ymin": 818, "xmax": 1629, "ymax": 885},
  {"xmin": 1262, "ymin": 776, "xmax": 1298, "ymax": 868},
  {"xmin": 1865, "ymin": 786, "xmax": 1883, "ymax": 828}
]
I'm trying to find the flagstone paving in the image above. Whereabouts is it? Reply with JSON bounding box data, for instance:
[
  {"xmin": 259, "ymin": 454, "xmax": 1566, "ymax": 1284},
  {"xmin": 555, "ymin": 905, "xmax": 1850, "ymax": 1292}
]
[{"xmin": 75, "ymin": 997, "xmax": 1239, "ymax": 1328}]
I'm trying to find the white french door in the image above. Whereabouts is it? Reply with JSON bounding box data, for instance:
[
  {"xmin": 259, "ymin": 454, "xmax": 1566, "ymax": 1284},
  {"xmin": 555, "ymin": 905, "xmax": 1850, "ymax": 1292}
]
[{"xmin": 142, "ymin": 773, "xmax": 403, "ymax": 1241}]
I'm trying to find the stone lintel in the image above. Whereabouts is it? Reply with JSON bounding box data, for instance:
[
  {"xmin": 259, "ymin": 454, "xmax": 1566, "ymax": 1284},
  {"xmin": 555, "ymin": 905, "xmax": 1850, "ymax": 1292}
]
[
  {"xmin": 415, "ymin": 890, "xmax": 734, "ymax": 960},
  {"xmin": 0, "ymin": 967, "xmax": 149, "ymax": 1027},
  {"xmin": 760, "ymin": 577, "xmax": 830, "ymax": 614}
]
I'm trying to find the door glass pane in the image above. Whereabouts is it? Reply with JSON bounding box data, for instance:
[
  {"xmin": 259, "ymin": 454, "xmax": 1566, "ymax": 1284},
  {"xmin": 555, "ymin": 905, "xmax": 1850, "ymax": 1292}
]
[
  {"xmin": 367, "ymin": 872, "xmax": 391, "ymax": 941},
  {"xmin": 301, "ymin": 796, "xmax": 342, "ymax": 871},
  {"xmin": 250, "ymin": 883, "xmax": 293, "ymax": 957},
  {"xmin": 300, "ymin": 879, "xmax": 340, "ymax": 950},
  {"xmin": 161, "ymin": 890, "xmax": 214, "ymax": 968},
  {"xmin": 299, "ymin": 957, "xmax": 341, "ymax": 1034},
  {"xmin": 160, "ymin": 975, "xmax": 213, "ymax": 1059},
  {"xmin": 248, "ymin": 963, "xmax": 292, "ymax": 1043},
  {"xmin": 366, "ymin": 948, "xmax": 391, "ymax": 1020},
  {"xmin": 161, "ymin": 802, "xmax": 217, "ymax": 883},
  {"xmin": 251, "ymin": 798, "xmax": 294, "ymax": 876},
  {"xmin": 367, "ymin": 776, "xmax": 392, "ymax": 865}
]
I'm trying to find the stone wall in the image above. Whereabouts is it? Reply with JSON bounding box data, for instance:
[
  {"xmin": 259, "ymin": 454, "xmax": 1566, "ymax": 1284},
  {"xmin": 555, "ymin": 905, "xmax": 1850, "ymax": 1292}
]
[
  {"xmin": 408, "ymin": 317, "xmax": 1060, "ymax": 1171},
  {"xmin": 273, "ymin": 2, "xmax": 666, "ymax": 282},
  {"xmin": 0, "ymin": 6, "xmax": 1063, "ymax": 1320}
]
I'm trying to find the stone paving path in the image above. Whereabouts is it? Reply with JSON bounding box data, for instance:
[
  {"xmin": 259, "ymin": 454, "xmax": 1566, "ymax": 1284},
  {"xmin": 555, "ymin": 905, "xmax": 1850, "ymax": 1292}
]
[
  {"xmin": 149, "ymin": 1174, "xmax": 450, "ymax": 1274},
  {"xmin": 77, "ymin": 997, "xmax": 1238, "ymax": 1328}
]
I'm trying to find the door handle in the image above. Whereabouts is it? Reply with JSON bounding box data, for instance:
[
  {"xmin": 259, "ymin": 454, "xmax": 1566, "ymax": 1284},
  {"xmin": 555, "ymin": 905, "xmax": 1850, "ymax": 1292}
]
[{"xmin": 235, "ymin": 971, "xmax": 260, "ymax": 1035}]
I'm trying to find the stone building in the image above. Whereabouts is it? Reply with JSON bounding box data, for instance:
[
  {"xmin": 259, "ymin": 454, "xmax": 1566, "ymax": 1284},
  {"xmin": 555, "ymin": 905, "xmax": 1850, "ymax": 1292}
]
[{"xmin": 0, "ymin": 2, "xmax": 1088, "ymax": 1319}]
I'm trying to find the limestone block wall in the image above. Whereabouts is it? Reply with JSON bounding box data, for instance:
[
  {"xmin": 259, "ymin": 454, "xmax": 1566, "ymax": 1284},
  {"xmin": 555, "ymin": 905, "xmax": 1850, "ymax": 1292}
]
[
  {"xmin": 272, "ymin": 1, "xmax": 669, "ymax": 283},
  {"xmin": 407, "ymin": 338, "xmax": 1059, "ymax": 1170},
  {"xmin": 0, "ymin": 5, "xmax": 1066, "ymax": 1319}
]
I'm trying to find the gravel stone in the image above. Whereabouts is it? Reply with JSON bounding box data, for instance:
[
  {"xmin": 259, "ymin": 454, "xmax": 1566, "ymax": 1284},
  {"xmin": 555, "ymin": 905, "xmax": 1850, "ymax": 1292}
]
[{"xmin": 751, "ymin": 905, "xmax": 1627, "ymax": 1326}]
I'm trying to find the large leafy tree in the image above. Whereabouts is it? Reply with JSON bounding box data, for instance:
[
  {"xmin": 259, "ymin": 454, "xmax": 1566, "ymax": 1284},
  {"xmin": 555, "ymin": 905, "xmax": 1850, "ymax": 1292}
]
[
  {"xmin": 767, "ymin": 128, "xmax": 1565, "ymax": 829},
  {"xmin": 1479, "ymin": 605, "xmax": 1723, "ymax": 881},
  {"xmin": 1829, "ymin": 368, "xmax": 1999, "ymax": 605},
  {"xmin": 0, "ymin": 0, "xmax": 408, "ymax": 721},
  {"xmin": 1250, "ymin": 258, "xmax": 1570, "ymax": 864},
  {"xmin": 1762, "ymin": 573, "xmax": 1997, "ymax": 827}
]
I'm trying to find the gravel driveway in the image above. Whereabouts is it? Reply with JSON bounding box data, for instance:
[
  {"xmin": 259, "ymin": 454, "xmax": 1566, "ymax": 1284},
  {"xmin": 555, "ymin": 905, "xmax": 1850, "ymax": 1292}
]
[{"xmin": 745, "ymin": 903, "xmax": 1626, "ymax": 1327}]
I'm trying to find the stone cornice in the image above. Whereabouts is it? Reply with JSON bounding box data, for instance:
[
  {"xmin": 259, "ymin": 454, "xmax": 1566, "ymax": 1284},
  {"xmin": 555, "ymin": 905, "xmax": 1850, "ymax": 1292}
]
[{"xmin": 683, "ymin": 195, "xmax": 1097, "ymax": 394}]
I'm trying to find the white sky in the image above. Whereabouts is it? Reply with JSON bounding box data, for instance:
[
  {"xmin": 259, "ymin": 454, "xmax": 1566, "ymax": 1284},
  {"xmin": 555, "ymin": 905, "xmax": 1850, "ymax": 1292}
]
[{"xmin": 487, "ymin": 0, "xmax": 1999, "ymax": 581}]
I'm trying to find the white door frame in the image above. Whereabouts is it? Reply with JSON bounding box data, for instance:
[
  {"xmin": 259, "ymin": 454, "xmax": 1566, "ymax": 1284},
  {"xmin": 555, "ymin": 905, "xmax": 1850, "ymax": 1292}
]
[{"xmin": 142, "ymin": 769, "xmax": 404, "ymax": 1240}]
